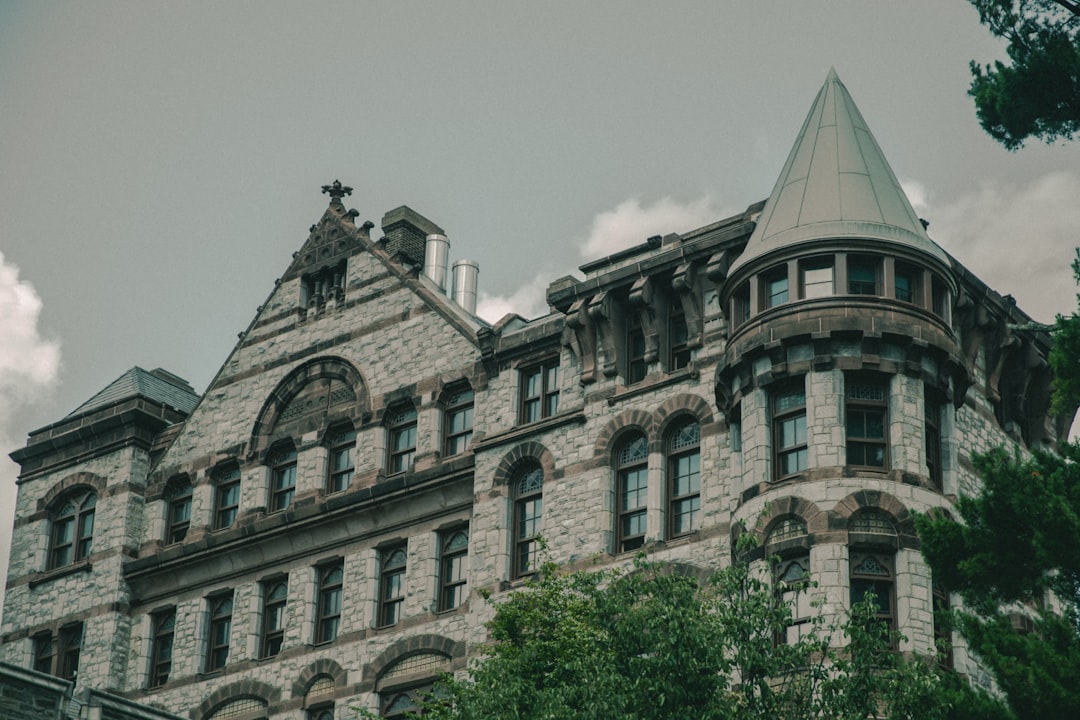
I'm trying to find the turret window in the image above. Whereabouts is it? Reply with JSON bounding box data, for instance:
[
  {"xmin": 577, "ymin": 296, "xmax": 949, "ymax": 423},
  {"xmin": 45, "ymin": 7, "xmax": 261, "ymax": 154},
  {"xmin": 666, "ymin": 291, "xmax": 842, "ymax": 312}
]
[
  {"xmin": 847, "ymin": 256, "xmax": 880, "ymax": 295},
  {"xmin": 846, "ymin": 379, "xmax": 888, "ymax": 469},
  {"xmin": 773, "ymin": 383, "xmax": 808, "ymax": 479},
  {"xmin": 765, "ymin": 268, "xmax": 789, "ymax": 308},
  {"xmin": 800, "ymin": 258, "xmax": 834, "ymax": 299},
  {"xmin": 894, "ymin": 262, "xmax": 920, "ymax": 304}
]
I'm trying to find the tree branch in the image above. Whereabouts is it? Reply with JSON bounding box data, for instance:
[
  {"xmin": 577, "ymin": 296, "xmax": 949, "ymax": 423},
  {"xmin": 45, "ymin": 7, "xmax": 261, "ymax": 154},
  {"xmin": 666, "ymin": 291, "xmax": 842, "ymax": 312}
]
[{"xmin": 1054, "ymin": 0, "xmax": 1080, "ymax": 17}]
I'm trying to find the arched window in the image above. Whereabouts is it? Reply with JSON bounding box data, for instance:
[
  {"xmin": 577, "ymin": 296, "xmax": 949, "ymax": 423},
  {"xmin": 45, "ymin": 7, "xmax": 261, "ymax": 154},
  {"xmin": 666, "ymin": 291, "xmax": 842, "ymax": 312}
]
[
  {"xmin": 443, "ymin": 388, "xmax": 474, "ymax": 456},
  {"xmin": 260, "ymin": 580, "xmax": 287, "ymax": 658},
  {"xmin": 666, "ymin": 421, "xmax": 700, "ymax": 538},
  {"xmin": 205, "ymin": 592, "xmax": 234, "ymax": 673},
  {"xmin": 773, "ymin": 381, "xmax": 807, "ymax": 479},
  {"xmin": 206, "ymin": 697, "xmax": 267, "ymax": 720},
  {"xmin": 439, "ymin": 529, "xmax": 469, "ymax": 611},
  {"xmin": 848, "ymin": 510, "xmax": 898, "ymax": 638},
  {"xmin": 767, "ymin": 517, "xmax": 811, "ymax": 645},
  {"xmin": 512, "ymin": 465, "xmax": 544, "ymax": 578},
  {"xmin": 387, "ymin": 406, "xmax": 418, "ymax": 474},
  {"xmin": 616, "ymin": 433, "xmax": 649, "ymax": 553},
  {"xmin": 315, "ymin": 563, "xmax": 343, "ymax": 644},
  {"xmin": 268, "ymin": 443, "xmax": 298, "ymax": 512},
  {"xmin": 377, "ymin": 653, "xmax": 451, "ymax": 719},
  {"xmin": 49, "ymin": 490, "xmax": 96, "ymax": 569},
  {"xmin": 164, "ymin": 478, "xmax": 192, "ymax": 545},
  {"xmin": 149, "ymin": 609, "xmax": 175, "ymax": 688},
  {"xmin": 326, "ymin": 426, "xmax": 356, "ymax": 494},
  {"xmin": 378, "ymin": 547, "xmax": 408, "ymax": 627},
  {"xmin": 305, "ymin": 674, "xmax": 335, "ymax": 719}
]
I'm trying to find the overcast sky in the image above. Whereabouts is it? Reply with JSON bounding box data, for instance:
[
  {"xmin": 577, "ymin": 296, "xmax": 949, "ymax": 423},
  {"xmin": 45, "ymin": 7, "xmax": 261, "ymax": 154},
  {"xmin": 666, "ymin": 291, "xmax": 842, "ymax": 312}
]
[{"xmin": 3, "ymin": 1, "xmax": 1080, "ymax": 618}]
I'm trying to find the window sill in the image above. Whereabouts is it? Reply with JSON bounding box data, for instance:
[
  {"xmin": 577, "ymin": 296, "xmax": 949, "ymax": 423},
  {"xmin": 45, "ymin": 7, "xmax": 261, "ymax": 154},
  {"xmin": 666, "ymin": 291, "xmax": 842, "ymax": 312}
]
[
  {"xmin": 608, "ymin": 366, "xmax": 699, "ymax": 405},
  {"xmin": 472, "ymin": 409, "xmax": 586, "ymax": 452},
  {"xmin": 29, "ymin": 560, "xmax": 92, "ymax": 589}
]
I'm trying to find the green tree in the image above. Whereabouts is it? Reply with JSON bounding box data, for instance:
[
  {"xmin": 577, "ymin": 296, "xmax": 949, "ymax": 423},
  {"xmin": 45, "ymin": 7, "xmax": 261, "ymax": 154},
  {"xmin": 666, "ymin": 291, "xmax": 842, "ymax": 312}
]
[
  {"xmin": 966, "ymin": 1, "xmax": 1080, "ymax": 149},
  {"xmin": 917, "ymin": 444, "xmax": 1080, "ymax": 720},
  {"xmin": 366, "ymin": 550, "xmax": 1006, "ymax": 719}
]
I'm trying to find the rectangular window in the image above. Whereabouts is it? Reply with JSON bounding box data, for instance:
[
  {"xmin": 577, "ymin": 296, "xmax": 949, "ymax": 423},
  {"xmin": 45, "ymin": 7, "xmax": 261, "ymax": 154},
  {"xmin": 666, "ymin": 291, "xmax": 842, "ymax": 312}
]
[
  {"xmin": 327, "ymin": 428, "xmax": 356, "ymax": 493},
  {"xmin": 214, "ymin": 467, "xmax": 241, "ymax": 530},
  {"xmin": 732, "ymin": 282, "xmax": 751, "ymax": 327},
  {"xmin": 667, "ymin": 423, "xmax": 701, "ymax": 538},
  {"xmin": 850, "ymin": 552, "xmax": 897, "ymax": 640},
  {"xmin": 925, "ymin": 391, "xmax": 943, "ymax": 489},
  {"xmin": 894, "ymin": 263, "xmax": 921, "ymax": 304},
  {"xmin": 773, "ymin": 383, "xmax": 808, "ymax": 479},
  {"xmin": 269, "ymin": 447, "xmax": 298, "ymax": 512},
  {"xmin": 848, "ymin": 256, "xmax": 880, "ymax": 295},
  {"xmin": 32, "ymin": 632, "xmax": 54, "ymax": 675},
  {"xmin": 519, "ymin": 360, "xmax": 560, "ymax": 424},
  {"xmin": 513, "ymin": 467, "xmax": 544, "ymax": 578},
  {"xmin": 165, "ymin": 483, "xmax": 192, "ymax": 544},
  {"xmin": 668, "ymin": 302, "xmax": 690, "ymax": 371},
  {"xmin": 378, "ymin": 546, "xmax": 407, "ymax": 627},
  {"xmin": 315, "ymin": 563, "xmax": 343, "ymax": 644},
  {"xmin": 205, "ymin": 592, "xmax": 233, "ymax": 673},
  {"xmin": 443, "ymin": 390, "xmax": 474, "ymax": 456},
  {"xmin": 800, "ymin": 258, "xmax": 834, "ymax": 299},
  {"xmin": 439, "ymin": 528, "xmax": 469, "ymax": 612},
  {"xmin": 260, "ymin": 580, "xmax": 287, "ymax": 658},
  {"xmin": 847, "ymin": 379, "xmax": 888, "ymax": 468},
  {"xmin": 59, "ymin": 624, "xmax": 82, "ymax": 682},
  {"xmin": 149, "ymin": 610, "xmax": 175, "ymax": 688},
  {"xmin": 932, "ymin": 276, "xmax": 950, "ymax": 319},
  {"xmin": 388, "ymin": 407, "xmax": 418, "ymax": 474},
  {"xmin": 626, "ymin": 312, "xmax": 647, "ymax": 384},
  {"xmin": 765, "ymin": 267, "xmax": 789, "ymax": 308}
]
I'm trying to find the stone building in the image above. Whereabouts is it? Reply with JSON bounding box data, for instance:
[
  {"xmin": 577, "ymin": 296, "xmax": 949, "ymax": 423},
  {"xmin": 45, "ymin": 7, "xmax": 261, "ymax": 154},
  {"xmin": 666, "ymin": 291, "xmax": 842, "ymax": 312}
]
[{"xmin": 2, "ymin": 70, "xmax": 1069, "ymax": 719}]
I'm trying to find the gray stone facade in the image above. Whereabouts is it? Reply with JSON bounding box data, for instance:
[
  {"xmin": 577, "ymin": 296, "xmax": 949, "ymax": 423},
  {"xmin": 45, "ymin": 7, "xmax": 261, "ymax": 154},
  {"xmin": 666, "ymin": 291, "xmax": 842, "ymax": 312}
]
[{"xmin": 2, "ymin": 71, "xmax": 1070, "ymax": 719}]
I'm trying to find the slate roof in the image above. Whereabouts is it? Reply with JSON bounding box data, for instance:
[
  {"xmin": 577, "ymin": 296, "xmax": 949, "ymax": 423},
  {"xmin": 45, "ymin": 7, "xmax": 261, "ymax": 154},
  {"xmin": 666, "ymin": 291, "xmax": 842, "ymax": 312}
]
[
  {"xmin": 66, "ymin": 367, "xmax": 200, "ymax": 418},
  {"xmin": 730, "ymin": 68, "xmax": 949, "ymax": 276}
]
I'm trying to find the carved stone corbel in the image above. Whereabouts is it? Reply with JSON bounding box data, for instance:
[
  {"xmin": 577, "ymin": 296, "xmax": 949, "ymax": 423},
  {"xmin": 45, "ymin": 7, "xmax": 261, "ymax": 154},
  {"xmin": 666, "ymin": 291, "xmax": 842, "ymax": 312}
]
[
  {"xmin": 563, "ymin": 298, "xmax": 597, "ymax": 384},
  {"xmin": 628, "ymin": 277, "xmax": 659, "ymax": 363},
  {"xmin": 673, "ymin": 262, "xmax": 704, "ymax": 348},
  {"xmin": 588, "ymin": 292, "xmax": 618, "ymax": 378}
]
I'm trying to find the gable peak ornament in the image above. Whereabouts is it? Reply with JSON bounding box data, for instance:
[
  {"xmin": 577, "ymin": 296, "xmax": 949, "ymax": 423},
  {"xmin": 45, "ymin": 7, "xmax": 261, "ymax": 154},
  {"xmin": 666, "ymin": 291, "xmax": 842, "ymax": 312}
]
[{"xmin": 321, "ymin": 180, "xmax": 353, "ymax": 203}]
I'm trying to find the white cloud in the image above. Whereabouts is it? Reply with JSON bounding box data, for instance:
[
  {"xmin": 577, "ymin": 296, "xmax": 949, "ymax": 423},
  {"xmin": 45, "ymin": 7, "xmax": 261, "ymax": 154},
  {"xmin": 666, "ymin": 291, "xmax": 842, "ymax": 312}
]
[
  {"xmin": 917, "ymin": 171, "xmax": 1080, "ymax": 324},
  {"xmin": 476, "ymin": 272, "xmax": 554, "ymax": 324},
  {"xmin": 0, "ymin": 251, "xmax": 61, "ymax": 623},
  {"xmin": 580, "ymin": 196, "xmax": 733, "ymax": 259}
]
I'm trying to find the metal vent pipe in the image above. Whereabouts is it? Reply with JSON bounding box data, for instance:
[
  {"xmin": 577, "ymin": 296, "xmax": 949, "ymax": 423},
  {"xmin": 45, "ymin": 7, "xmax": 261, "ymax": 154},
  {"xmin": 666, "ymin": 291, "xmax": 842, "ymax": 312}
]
[
  {"xmin": 423, "ymin": 234, "xmax": 450, "ymax": 291},
  {"xmin": 452, "ymin": 259, "xmax": 479, "ymax": 314}
]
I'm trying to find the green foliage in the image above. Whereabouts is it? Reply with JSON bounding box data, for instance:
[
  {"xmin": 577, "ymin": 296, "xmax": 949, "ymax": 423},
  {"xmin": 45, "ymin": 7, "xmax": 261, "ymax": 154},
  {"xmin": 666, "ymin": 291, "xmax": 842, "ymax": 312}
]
[
  {"xmin": 917, "ymin": 444, "xmax": 1080, "ymax": 720},
  {"xmin": 1050, "ymin": 249, "xmax": 1080, "ymax": 417},
  {"xmin": 967, "ymin": 1, "xmax": 1080, "ymax": 149},
  {"xmin": 362, "ymin": 550, "xmax": 1001, "ymax": 720}
]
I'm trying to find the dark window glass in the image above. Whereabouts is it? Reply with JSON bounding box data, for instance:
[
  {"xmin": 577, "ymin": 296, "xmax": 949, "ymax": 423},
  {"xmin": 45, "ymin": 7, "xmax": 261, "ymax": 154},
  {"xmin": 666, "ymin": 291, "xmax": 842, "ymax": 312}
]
[
  {"xmin": 165, "ymin": 480, "xmax": 192, "ymax": 545},
  {"xmin": 378, "ymin": 547, "xmax": 407, "ymax": 627},
  {"xmin": 513, "ymin": 466, "xmax": 544, "ymax": 578},
  {"xmin": 49, "ymin": 491, "xmax": 96, "ymax": 569},
  {"xmin": 439, "ymin": 529, "xmax": 469, "ymax": 611},
  {"xmin": 205, "ymin": 593, "xmax": 233, "ymax": 672},
  {"xmin": 149, "ymin": 610, "xmax": 175, "ymax": 688},
  {"xmin": 32, "ymin": 633, "xmax": 54, "ymax": 675},
  {"xmin": 387, "ymin": 407, "xmax": 417, "ymax": 474},
  {"xmin": 846, "ymin": 380, "xmax": 888, "ymax": 468},
  {"xmin": 668, "ymin": 302, "xmax": 691, "ymax": 370},
  {"xmin": 616, "ymin": 434, "xmax": 649, "ymax": 552},
  {"xmin": 765, "ymin": 267, "xmax": 789, "ymax": 308},
  {"xmin": 773, "ymin": 384, "xmax": 808, "ymax": 478},
  {"xmin": 667, "ymin": 421, "xmax": 701, "ymax": 538},
  {"xmin": 443, "ymin": 390, "xmax": 474, "ymax": 456},
  {"xmin": 315, "ymin": 563, "xmax": 343, "ymax": 644},
  {"xmin": 213, "ymin": 466, "xmax": 241, "ymax": 530},
  {"xmin": 59, "ymin": 624, "xmax": 81, "ymax": 681},
  {"xmin": 850, "ymin": 552, "xmax": 896, "ymax": 639},
  {"xmin": 848, "ymin": 257, "xmax": 880, "ymax": 295},
  {"xmin": 925, "ymin": 391, "xmax": 943, "ymax": 489},
  {"xmin": 269, "ymin": 446, "xmax": 298, "ymax": 512},
  {"xmin": 261, "ymin": 580, "xmax": 287, "ymax": 658},
  {"xmin": 327, "ymin": 427, "xmax": 356, "ymax": 493},
  {"xmin": 732, "ymin": 282, "xmax": 751, "ymax": 326},
  {"xmin": 519, "ymin": 360, "xmax": 560, "ymax": 424},
  {"xmin": 895, "ymin": 263, "xmax": 921, "ymax": 304}
]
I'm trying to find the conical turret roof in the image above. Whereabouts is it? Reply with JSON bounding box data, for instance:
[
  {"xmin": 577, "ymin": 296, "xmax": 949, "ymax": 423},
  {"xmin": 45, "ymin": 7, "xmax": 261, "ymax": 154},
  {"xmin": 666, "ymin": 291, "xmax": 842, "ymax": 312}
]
[{"xmin": 730, "ymin": 69, "xmax": 949, "ymax": 276}]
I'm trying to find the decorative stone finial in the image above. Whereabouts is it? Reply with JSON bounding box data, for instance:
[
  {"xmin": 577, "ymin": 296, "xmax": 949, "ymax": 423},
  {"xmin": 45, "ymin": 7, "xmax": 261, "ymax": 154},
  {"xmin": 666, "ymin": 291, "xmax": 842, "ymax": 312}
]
[{"xmin": 321, "ymin": 180, "xmax": 353, "ymax": 202}]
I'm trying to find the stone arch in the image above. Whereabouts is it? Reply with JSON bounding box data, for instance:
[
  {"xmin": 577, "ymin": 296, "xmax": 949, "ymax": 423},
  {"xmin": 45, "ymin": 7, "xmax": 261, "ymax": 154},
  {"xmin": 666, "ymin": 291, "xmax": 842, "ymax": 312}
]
[
  {"xmin": 193, "ymin": 679, "xmax": 280, "ymax": 720},
  {"xmin": 492, "ymin": 442, "xmax": 556, "ymax": 488},
  {"xmin": 362, "ymin": 634, "xmax": 464, "ymax": 686},
  {"xmin": 753, "ymin": 496, "xmax": 826, "ymax": 540},
  {"xmin": 829, "ymin": 491, "xmax": 917, "ymax": 549},
  {"xmin": 593, "ymin": 409, "xmax": 654, "ymax": 459},
  {"xmin": 292, "ymin": 659, "xmax": 347, "ymax": 698},
  {"xmin": 248, "ymin": 356, "xmax": 369, "ymax": 460},
  {"xmin": 39, "ymin": 472, "xmax": 107, "ymax": 512},
  {"xmin": 653, "ymin": 394, "xmax": 714, "ymax": 439}
]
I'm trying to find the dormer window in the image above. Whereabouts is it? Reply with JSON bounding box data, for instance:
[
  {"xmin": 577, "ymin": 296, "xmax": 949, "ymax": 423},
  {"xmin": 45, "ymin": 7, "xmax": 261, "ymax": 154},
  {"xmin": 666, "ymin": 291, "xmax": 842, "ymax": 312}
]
[{"xmin": 765, "ymin": 267, "xmax": 789, "ymax": 308}]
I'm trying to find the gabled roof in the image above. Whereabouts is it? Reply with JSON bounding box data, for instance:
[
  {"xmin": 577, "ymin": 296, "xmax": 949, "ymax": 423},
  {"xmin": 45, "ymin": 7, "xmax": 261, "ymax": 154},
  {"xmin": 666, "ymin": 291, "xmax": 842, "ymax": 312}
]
[
  {"xmin": 66, "ymin": 367, "xmax": 200, "ymax": 419},
  {"xmin": 730, "ymin": 69, "xmax": 949, "ymax": 276}
]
